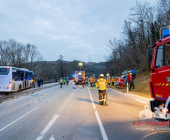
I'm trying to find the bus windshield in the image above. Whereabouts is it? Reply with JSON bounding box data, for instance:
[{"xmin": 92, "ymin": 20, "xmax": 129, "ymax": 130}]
[{"xmin": 0, "ymin": 68, "xmax": 10, "ymax": 75}]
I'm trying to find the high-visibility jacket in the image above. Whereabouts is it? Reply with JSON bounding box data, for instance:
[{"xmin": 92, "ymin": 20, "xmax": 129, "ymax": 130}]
[
  {"xmin": 96, "ymin": 78, "xmax": 107, "ymax": 90},
  {"xmin": 85, "ymin": 78, "xmax": 88, "ymax": 82},
  {"xmin": 112, "ymin": 79, "xmax": 115, "ymax": 82},
  {"xmin": 60, "ymin": 79, "xmax": 63, "ymax": 83},
  {"xmin": 118, "ymin": 78, "xmax": 121, "ymax": 82},
  {"xmin": 129, "ymin": 72, "xmax": 132, "ymax": 78},
  {"xmin": 107, "ymin": 78, "xmax": 111, "ymax": 83}
]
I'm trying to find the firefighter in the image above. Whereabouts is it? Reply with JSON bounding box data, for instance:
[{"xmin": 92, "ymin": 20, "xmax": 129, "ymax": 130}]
[
  {"xmin": 82, "ymin": 78, "xmax": 85, "ymax": 88},
  {"xmin": 111, "ymin": 77, "xmax": 115, "ymax": 86},
  {"xmin": 96, "ymin": 74, "xmax": 108, "ymax": 106},
  {"xmin": 115, "ymin": 77, "xmax": 118, "ymax": 88},
  {"xmin": 107, "ymin": 77, "xmax": 111, "ymax": 87},
  {"xmin": 92, "ymin": 77, "xmax": 96, "ymax": 87},
  {"xmin": 127, "ymin": 72, "xmax": 130, "ymax": 83},
  {"xmin": 66, "ymin": 77, "xmax": 69, "ymax": 85},
  {"xmin": 60, "ymin": 77, "xmax": 63, "ymax": 88},
  {"xmin": 127, "ymin": 71, "xmax": 132, "ymax": 83},
  {"xmin": 120, "ymin": 76, "xmax": 125, "ymax": 89},
  {"xmin": 129, "ymin": 70, "xmax": 132, "ymax": 79},
  {"xmin": 63, "ymin": 77, "xmax": 66, "ymax": 85},
  {"xmin": 90, "ymin": 77, "xmax": 93, "ymax": 87},
  {"xmin": 89, "ymin": 77, "xmax": 91, "ymax": 86},
  {"xmin": 85, "ymin": 77, "xmax": 88, "ymax": 86}
]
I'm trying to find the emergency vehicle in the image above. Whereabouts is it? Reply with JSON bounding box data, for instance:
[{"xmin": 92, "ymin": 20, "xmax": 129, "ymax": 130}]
[
  {"xmin": 148, "ymin": 25, "xmax": 170, "ymax": 120},
  {"xmin": 74, "ymin": 71, "xmax": 85, "ymax": 85}
]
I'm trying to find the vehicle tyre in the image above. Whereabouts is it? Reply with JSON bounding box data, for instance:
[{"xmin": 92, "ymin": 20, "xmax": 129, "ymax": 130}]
[{"xmin": 18, "ymin": 85, "xmax": 21, "ymax": 92}]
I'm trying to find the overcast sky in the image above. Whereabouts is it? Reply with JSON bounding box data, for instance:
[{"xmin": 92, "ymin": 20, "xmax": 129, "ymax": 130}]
[{"xmin": 0, "ymin": 0, "xmax": 157, "ymax": 62}]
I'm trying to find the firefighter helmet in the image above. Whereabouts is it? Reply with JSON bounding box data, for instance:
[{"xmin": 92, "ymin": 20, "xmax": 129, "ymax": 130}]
[{"xmin": 99, "ymin": 74, "xmax": 104, "ymax": 78}]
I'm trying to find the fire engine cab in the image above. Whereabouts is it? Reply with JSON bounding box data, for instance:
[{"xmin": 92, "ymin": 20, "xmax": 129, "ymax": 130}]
[{"xmin": 148, "ymin": 25, "xmax": 170, "ymax": 120}]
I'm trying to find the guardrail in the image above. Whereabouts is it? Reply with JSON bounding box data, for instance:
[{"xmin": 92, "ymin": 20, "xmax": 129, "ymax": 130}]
[{"xmin": 34, "ymin": 79, "xmax": 57, "ymax": 87}]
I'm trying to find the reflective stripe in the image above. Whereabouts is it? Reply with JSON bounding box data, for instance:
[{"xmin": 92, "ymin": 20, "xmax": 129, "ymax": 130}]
[
  {"xmin": 103, "ymin": 95, "xmax": 107, "ymax": 104},
  {"xmin": 99, "ymin": 100, "xmax": 103, "ymax": 102}
]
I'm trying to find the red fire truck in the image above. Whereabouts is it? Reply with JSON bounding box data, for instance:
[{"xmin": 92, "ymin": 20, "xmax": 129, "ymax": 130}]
[{"xmin": 148, "ymin": 25, "xmax": 170, "ymax": 120}]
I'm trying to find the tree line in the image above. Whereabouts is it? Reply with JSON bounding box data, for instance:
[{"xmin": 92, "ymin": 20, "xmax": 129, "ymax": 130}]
[
  {"xmin": 0, "ymin": 39, "xmax": 90, "ymax": 79},
  {"xmin": 0, "ymin": 39, "xmax": 42, "ymax": 71},
  {"xmin": 106, "ymin": 0, "xmax": 170, "ymax": 75}
]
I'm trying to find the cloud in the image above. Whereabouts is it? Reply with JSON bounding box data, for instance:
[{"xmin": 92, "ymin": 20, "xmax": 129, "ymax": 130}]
[{"xmin": 0, "ymin": 0, "xmax": 157, "ymax": 62}]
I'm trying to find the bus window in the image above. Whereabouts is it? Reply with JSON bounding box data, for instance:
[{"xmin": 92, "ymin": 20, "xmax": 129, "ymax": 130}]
[
  {"xmin": 12, "ymin": 71, "xmax": 23, "ymax": 81},
  {"xmin": 165, "ymin": 43, "xmax": 170, "ymax": 66},
  {"xmin": 17, "ymin": 71, "xmax": 24, "ymax": 80},
  {"xmin": 0, "ymin": 68, "xmax": 10, "ymax": 75},
  {"xmin": 30, "ymin": 73, "xmax": 33, "ymax": 79},
  {"xmin": 12, "ymin": 72, "xmax": 18, "ymax": 81}
]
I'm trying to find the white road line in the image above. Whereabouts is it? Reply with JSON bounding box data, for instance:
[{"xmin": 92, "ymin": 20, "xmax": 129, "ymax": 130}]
[
  {"xmin": 111, "ymin": 89, "xmax": 147, "ymax": 104},
  {"xmin": 49, "ymin": 135, "xmax": 55, "ymax": 140},
  {"xmin": 87, "ymin": 88, "xmax": 108, "ymax": 140},
  {"xmin": 111, "ymin": 89, "xmax": 123, "ymax": 94},
  {"xmin": 36, "ymin": 115, "xmax": 59, "ymax": 140},
  {"xmin": 88, "ymin": 88, "xmax": 96, "ymax": 110},
  {"xmin": 134, "ymin": 99, "xmax": 146, "ymax": 104},
  {"xmin": 0, "ymin": 107, "xmax": 38, "ymax": 132}
]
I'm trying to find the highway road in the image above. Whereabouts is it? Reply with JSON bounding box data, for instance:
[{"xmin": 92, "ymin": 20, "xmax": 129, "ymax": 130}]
[{"xmin": 0, "ymin": 82, "xmax": 170, "ymax": 140}]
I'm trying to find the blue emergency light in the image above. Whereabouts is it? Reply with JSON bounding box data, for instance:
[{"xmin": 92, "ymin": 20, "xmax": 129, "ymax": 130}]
[{"xmin": 163, "ymin": 29, "xmax": 170, "ymax": 38}]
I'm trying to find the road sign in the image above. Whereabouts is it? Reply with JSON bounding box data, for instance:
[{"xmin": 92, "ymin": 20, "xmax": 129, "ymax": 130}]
[{"xmin": 106, "ymin": 73, "xmax": 110, "ymax": 77}]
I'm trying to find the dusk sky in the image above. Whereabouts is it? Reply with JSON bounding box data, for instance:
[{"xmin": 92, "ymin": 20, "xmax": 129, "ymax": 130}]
[{"xmin": 0, "ymin": 0, "xmax": 156, "ymax": 62}]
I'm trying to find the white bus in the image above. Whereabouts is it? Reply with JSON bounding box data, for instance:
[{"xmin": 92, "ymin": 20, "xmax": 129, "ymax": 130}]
[{"xmin": 0, "ymin": 66, "xmax": 35, "ymax": 92}]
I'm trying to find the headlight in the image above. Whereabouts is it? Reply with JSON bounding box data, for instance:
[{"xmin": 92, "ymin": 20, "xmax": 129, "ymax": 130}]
[{"xmin": 162, "ymin": 108, "xmax": 168, "ymax": 113}]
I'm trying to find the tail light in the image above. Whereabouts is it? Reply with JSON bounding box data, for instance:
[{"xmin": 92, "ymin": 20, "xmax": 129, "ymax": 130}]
[{"xmin": 7, "ymin": 82, "xmax": 11, "ymax": 89}]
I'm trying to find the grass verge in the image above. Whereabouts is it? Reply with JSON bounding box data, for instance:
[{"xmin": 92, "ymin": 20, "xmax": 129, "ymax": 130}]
[{"xmin": 112, "ymin": 71, "xmax": 152, "ymax": 98}]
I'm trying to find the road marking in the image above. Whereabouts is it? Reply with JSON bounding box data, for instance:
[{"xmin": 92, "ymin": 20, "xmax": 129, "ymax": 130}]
[
  {"xmin": 134, "ymin": 98, "xmax": 146, "ymax": 104},
  {"xmin": 49, "ymin": 135, "xmax": 55, "ymax": 140},
  {"xmin": 87, "ymin": 88, "xmax": 108, "ymax": 140},
  {"xmin": 112, "ymin": 89, "xmax": 147, "ymax": 104},
  {"xmin": 0, "ymin": 107, "xmax": 38, "ymax": 132},
  {"xmin": 36, "ymin": 115, "xmax": 59, "ymax": 140},
  {"xmin": 111, "ymin": 89, "xmax": 123, "ymax": 94},
  {"xmin": 87, "ymin": 87, "xmax": 109, "ymax": 90}
]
